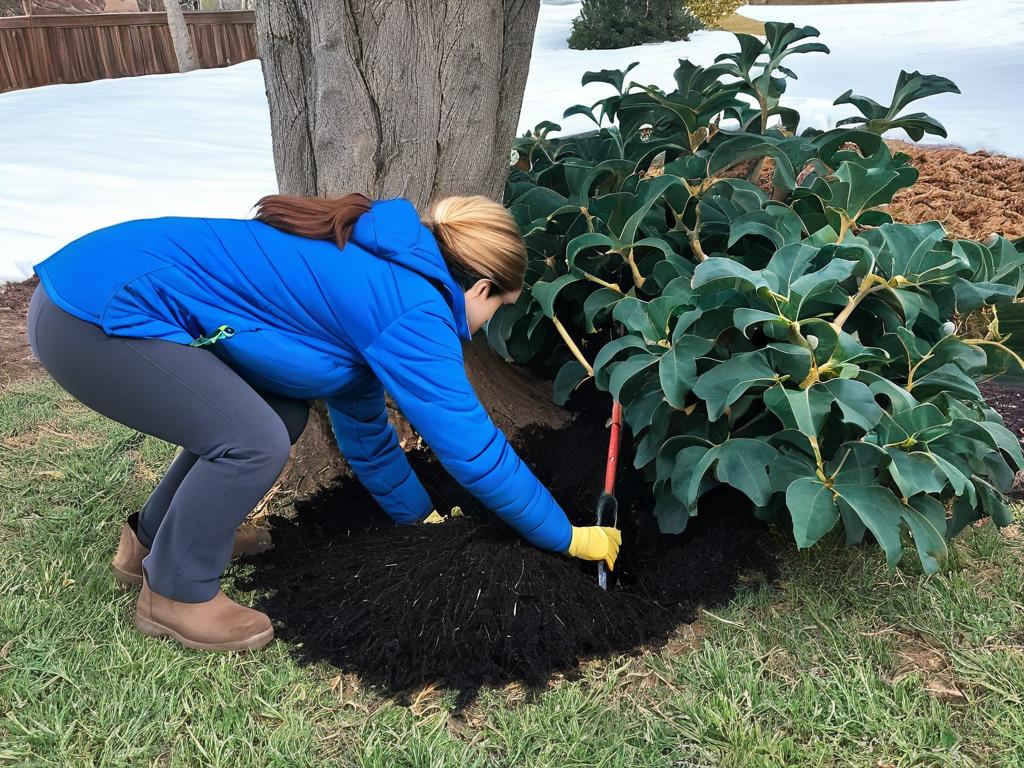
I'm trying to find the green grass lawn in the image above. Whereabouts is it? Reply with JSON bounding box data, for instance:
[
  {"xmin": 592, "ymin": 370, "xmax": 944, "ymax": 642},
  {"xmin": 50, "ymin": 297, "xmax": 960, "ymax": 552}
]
[{"xmin": 3, "ymin": 374, "xmax": 1024, "ymax": 767}]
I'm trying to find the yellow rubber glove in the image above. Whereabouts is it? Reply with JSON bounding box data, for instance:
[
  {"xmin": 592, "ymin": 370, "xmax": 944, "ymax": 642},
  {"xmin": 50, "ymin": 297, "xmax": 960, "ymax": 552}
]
[
  {"xmin": 566, "ymin": 526, "xmax": 622, "ymax": 571},
  {"xmin": 422, "ymin": 509, "xmax": 446, "ymax": 524}
]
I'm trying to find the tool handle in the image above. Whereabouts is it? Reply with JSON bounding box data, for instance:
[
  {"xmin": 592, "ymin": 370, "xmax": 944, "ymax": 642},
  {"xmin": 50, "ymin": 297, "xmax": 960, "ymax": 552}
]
[
  {"xmin": 598, "ymin": 400, "xmax": 623, "ymax": 592},
  {"xmin": 603, "ymin": 400, "xmax": 623, "ymax": 496}
]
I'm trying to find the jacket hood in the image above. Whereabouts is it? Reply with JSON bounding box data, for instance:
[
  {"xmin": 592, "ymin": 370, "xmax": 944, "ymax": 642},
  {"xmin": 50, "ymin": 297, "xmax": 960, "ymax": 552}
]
[{"xmin": 350, "ymin": 197, "xmax": 471, "ymax": 341}]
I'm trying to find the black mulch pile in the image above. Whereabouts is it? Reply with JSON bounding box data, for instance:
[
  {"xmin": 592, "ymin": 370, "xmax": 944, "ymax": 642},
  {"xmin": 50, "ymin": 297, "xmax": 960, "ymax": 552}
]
[
  {"xmin": 980, "ymin": 380, "xmax": 1024, "ymax": 444},
  {"xmin": 979, "ymin": 379, "xmax": 1024, "ymax": 498},
  {"xmin": 232, "ymin": 411, "xmax": 778, "ymax": 705}
]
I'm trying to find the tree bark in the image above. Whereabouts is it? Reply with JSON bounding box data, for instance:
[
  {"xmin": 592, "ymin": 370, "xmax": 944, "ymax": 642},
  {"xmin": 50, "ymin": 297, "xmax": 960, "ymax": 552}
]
[
  {"xmin": 253, "ymin": 0, "xmax": 568, "ymax": 511},
  {"xmin": 256, "ymin": 0, "xmax": 540, "ymax": 206},
  {"xmin": 166, "ymin": 0, "xmax": 199, "ymax": 73}
]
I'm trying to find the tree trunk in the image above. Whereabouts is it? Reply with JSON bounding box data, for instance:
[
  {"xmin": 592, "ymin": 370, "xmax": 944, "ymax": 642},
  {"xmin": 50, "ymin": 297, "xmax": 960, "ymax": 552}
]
[
  {"xmin": 256, "ymin": 0, "xmax": 540, "ymax": 205},
  {"xmin": 253, "ymin": 0, "xmax": 568, "ymax": 512},
  {"xmin": 166, "ymin": 0, "xmax": 199, "ymax": 73}
]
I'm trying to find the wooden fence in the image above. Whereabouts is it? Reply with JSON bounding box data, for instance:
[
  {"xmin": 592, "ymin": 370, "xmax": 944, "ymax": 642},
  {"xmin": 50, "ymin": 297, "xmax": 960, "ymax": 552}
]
[{"xmin": 0, "ymin": 10, "xmax": 257, "ymax": 93}]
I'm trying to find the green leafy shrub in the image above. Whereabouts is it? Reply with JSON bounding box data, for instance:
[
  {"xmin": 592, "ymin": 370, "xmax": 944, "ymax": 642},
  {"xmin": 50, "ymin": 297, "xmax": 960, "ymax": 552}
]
[
  {"xmin": 568, "ymin": 0, "xmax": 701, "ymax": 50},
  {"xmin": 499, "ymin": 23, "xmax": 1024, "ymax": 573},
  {"xmin": 685, "ymin": 0, "xmax": 744, "ymax": 26}
]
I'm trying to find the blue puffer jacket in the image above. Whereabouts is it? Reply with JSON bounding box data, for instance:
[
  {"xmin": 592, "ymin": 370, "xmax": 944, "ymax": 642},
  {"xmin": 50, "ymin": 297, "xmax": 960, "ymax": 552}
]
[{"xmin": 32, "ymin": 198, "xmax": 573, "ymax": 553}]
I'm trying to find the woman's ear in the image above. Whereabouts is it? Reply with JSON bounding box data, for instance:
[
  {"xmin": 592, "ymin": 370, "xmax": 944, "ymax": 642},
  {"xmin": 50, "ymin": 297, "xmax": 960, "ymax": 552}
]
[{"xmin": 468, "ymin": 278, "xmax": 493, "ymax": 299}]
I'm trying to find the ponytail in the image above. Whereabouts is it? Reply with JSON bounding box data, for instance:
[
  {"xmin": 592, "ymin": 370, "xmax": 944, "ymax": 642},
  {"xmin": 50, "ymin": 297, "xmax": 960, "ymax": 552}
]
[
  {"xmin": 253, "ymin": 192, "xmax": 372, "ymax": 249},
  {"xmin": 425, "ymin": 196, "xmax": 526, "ymax": 296},
  {"xmin": 254, "ymin": 192, "xmax": 527, "ymax": 299}
]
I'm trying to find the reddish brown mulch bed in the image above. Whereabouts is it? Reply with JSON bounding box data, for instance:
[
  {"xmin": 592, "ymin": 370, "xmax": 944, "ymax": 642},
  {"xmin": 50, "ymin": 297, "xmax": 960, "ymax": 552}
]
[{"xmin": 888, "ymin": 141, "xmax": 1024, "ymax": 242}]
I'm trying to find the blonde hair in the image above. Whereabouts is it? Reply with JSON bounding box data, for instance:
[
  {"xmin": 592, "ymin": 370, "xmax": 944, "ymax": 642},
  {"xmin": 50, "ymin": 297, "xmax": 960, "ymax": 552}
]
[{"xmin": 424, "ymin": 195, "xmax": 526, "ymax": 296}]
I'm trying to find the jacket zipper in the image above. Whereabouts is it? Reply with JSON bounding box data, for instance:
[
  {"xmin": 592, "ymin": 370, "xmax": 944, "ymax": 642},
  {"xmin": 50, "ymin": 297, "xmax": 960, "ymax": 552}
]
[{"xmin": 189, "ymin": 324, "xmax": 261, "ymax": 347}]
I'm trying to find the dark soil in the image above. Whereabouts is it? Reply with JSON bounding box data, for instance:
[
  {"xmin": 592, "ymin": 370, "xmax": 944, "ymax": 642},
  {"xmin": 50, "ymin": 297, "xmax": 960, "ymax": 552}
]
[
  {"xmin": 979, "ymin": 379, "xmax": 1024, "ymax": 499},
  {"xmin": 0, "ymin": 274, "xmax": 40, "ymax": 389},
  {"xmin": 980, "ymin": 381, "xmax": 1024, "ymax": 441},
  {"xmin": 233, "ymin": 410, "xmax": 778, "ymax": 706}
]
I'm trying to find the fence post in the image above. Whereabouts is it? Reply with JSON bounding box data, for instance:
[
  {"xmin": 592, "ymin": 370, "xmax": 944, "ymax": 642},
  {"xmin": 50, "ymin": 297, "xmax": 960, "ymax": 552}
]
[{"xmin": 166, "ymin": 1, "xmax": 199, "ymax": 72}]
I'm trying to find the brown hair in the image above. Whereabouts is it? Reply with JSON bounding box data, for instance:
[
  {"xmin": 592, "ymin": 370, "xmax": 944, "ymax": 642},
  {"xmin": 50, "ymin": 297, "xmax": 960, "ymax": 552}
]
[
  {"xmin": 253, "ymin": 192, "xmax": 372, "ymax": 249},
  {"xmin": 254, "ymin": 192, "xmax": 526, "ymax": 297}
]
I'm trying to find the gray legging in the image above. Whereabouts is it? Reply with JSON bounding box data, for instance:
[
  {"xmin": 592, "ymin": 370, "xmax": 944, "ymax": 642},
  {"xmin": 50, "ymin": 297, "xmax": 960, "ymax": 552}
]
[{"xmin": 26, "ymin": 282, "xmax": 310, "ymax": 602}]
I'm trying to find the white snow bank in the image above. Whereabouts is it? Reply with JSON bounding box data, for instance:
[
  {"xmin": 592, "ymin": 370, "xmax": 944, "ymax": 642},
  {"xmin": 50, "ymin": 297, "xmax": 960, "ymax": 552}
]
[{"xmin": 525, "ymin": 0, "xmax": 1024, "ymax": 152}]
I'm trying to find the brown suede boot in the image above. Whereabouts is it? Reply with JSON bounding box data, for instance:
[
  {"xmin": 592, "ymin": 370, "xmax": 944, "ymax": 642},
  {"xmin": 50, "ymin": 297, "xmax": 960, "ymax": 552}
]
[
  {"xmin": 133, "ymin": 570, "xmax": 274, "ymax": 651},
  {"xmin": 111, "ymin": 512, "xmax": 272, "ymax": 590}
]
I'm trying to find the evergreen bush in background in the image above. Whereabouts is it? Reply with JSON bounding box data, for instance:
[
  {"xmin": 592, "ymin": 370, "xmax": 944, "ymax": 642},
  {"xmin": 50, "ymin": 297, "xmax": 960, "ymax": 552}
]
[
  {"xmin": 685, "ymin": 0, "xmax": 744, "ymax": 26},
  {"xmin": 568, "ymin": 0, "xmax": 702, "ymax": 50}
]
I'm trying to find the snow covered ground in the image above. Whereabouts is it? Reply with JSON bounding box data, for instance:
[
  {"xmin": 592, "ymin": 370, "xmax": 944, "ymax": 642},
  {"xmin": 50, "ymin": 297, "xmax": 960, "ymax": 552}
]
[
  {"xmin": 525, "ymin": 0, "xmax": 1024, "ymax": 146},
  {"xmin": 1, "ymin": 0, "xmax": 1022, "ymax": 284}
]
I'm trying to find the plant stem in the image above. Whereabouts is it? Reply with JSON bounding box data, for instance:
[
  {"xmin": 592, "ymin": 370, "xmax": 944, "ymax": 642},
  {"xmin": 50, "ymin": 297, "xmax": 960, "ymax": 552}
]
[
  {"xmin": 905, "ymin": 352, "xmax": 933, "ymax": 391},
  {"xmin": 581, "ymin": 272, "xmax": 623, "ymax": 292},
  {"xmin": 687, "ymin": 206, "xmax": 708, "ymax": 262},
  {"xmin": 580, "ymin": 206, "xmax": 595, "ymax": 233},
  {"xmin": 625, "ymin": 248, "xmax": 646, "ymax": 289},
  {"xmin": 836, "ymin": 215, "xmax": 852, "ymax": 243},
  {"xmin": 808, "ymin": 434, "xmax": 828, "ymax": 484},
  {"xmin": 798, "ymin": 366, "xmax": 819, "ymax": 390},
  {"xmin": 788, "ymin": 322, "xmax": 822, "ymax": 389},
  {"xmin": 551, "ymin": 315, "xmax": 595, "ymax": 377},
  {"xmin": 963, "ymin": 338, "xmax": 1024, "ymax": 371},
  {"xmin": 831, "ymin": 274, "xmax": 887, "ymax": 331},
  {"xmin": 690, "ymin": 236, "xmax": 708, "ymax": 262}
]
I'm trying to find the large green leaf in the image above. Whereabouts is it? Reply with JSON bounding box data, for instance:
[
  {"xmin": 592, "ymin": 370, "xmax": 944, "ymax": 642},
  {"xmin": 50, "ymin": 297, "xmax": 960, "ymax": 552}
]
[
  {"xmin": 659, "ymin": 335, "xmax": 715, "ymax": 409},
  {"xmin": 566, "ymin": 232, "xmax": 615, "ymax": 273},
  {"xmin": 828, "ymin": 151, "xmax": 918, "ymax": 223},
  {"xmin": 821, "ymin": 379, "xmax": 885, "ymax": 431},
  {"xmin": 861, "ymin": 221, "xmax": 960, "ymax": 284},
  {"xmin": 909, "ymin": 362, "xmax": 982, "ymax": 401},
  {"xmin": 903, "ymin": 494, "xmax": 948, "ymax": 574},
  {"xmin": 975, "ymin": 420, "xmax": 1024, "ymax": 472},
  {"xmin": 581, "ymin": 62, "xmax": 640, "ymax": 95},
  {"xmin": 616, "ymin": 175, "xmax": 688, "ymax": 248},
  {"xmin": 677, "ymin": 438, "xmax": 779, "ymax": 509},
  {"xmin": 691, "ymin": 258, "xmax": 771, "ymax": 294},
  {"xmin": 608, "ymin": 352, "xmax": 660, "ymax": 403},
  {"xmin": 786, "ymin": 476, "xmax": 840, "ymax": 547},
  {"xmin": 553, "ymin": 361, "xmax": 590, "ymax": 406},
  {"xmin": 532, "ymin": 274, "xmax": 581, "ymax": 318},
  {"xmin": 594, "ymin": 335, "xmax": 651, "ymax": 388},
  {"xmin": 834, "ymin": 70, "xmax": 960, "ymax": 140},
  {"xmin": 583, "ymin": 287, "xmax": 625, "ymax": 332},
  {"xmin": 763, "ymin": 382, "xmax": 832, "ymax": 437},
  {"xmin": 693, "ymin": 352, "xmax": 778, "ymax": 421},
  {"xmin": 885, "ymin": 448, "xmax": 947, "ymax": 498},
  {"xmin": 833, "ymin": 484, "xmax": 904, "ymax": 569}
]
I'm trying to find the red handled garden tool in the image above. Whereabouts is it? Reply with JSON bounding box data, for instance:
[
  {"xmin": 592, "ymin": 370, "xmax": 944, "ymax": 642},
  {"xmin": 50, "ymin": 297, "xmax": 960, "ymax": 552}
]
[{"xmin": 596, "ymin": 399, "xmax": 623, "ymax": 590}]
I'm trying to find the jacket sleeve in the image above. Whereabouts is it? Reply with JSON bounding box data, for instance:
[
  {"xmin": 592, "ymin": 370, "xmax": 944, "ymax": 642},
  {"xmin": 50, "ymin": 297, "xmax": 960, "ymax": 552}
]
[
  {"xmin": 360, "ymin": 300, "xmax": 574, "ymax": 553},
  {"xmin": 324, "ymin": 372, "xmax": 433, "ymax": 525}
]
